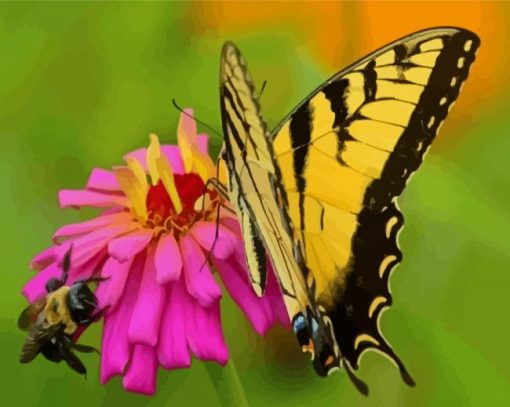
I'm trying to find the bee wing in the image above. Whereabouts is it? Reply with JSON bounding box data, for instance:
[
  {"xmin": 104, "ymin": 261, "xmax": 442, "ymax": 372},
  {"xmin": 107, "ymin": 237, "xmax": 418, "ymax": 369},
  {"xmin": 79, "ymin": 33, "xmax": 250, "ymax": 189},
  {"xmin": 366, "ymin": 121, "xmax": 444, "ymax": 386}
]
[
  {"xmin": 19, "ymin": 311, "xmax": 62, "ymax": 363},
  {"xmin": 18, "ymin": 297, "xmax": 47, "ymax": 331}
]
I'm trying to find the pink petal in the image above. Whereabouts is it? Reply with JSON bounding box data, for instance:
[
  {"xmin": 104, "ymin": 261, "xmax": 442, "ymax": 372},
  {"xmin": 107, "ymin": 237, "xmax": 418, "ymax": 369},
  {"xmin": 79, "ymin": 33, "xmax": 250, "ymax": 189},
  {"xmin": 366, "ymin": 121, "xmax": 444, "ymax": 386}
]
[
  {"xmin": 212, "ymin": 257, "xmax": 271, "ymax": 335},
  {"xmin": 108, "ymin": 228, "xmax": 153, "ymax": 262},
  {"xmin": 29, "ymin": 246, "xmax": 55, "ymax": 271},
  {"xmin": 123, "ymin": 148, "xmax": 148, "ymax": 170},
  {"xmin": 24, "ymin": 252, "xmax": 107, "ymax": 303},
  {"xmin": 122, "ymin": 345, "xmax": 157, "ymax": 396},
  {"xmin": 179, "ymin": 234, "xmax": 221, "ymax": 307},
  {"xmin": 190, "ymin": 221, "xmax": 238, "ymax": 260},
  {"xmin": 22, "ymin": 263, "xmax": 60, "ymax": 302},
  {"xmin": 59, "ymin": 189, "xmax": 128, "ymax": 209},
  {"xmin": 185, "ymin": 297, "xmax": 228, "ymax": 365},
  {"xmin": 101, "ymin": 311, "xmax": 130, "ymax": 384},
  {"xmin": 161, "ymin": 146, "xmax": 185, "ymax": 174},
  {"xmin": 128, "ymin": 246, "xmax": 166, "ymax": 347},
  {"xmin": 124, "ymin": 146, "xmax": 185, "ymax": 175},
  {"xmin": 196, "ymin": 134, "xmax": 209, "ymax": 155},
  {"xmin": 158, "ymin": 280, "xmax": 191, "ymax": 369},
  {"xmin": 52, "ymin": 212, "xmax": 131, "ymax": 243},
  {"xmin": 86, "ymin": 168, "xmax": 121, "ymax": 191},
  {"xmin": 215, "ymin": 249, "xmax": 290, "ymax": 332},
  {"xmin": 155, "ymin": 233, "xmax": 182, "ymax": 285},
  {"xmin": 180, "ymin": 108, "xmax": 198, "ymax": 139},
  {"xmin": 94, "ymin": 256, "xmax": 134, "ymax": 312},
  {"xmin": 264, "ymin": 259, "xmax": 291, "ymax": 329},
  {"xmin": 101, "ymin": 207, "xmax": 124, "ymax": 216},
  {"xmin": 220, "ymin": 216, "xmax": 242, "ymax": 237},
  {"xmin": 55, "ymin": 223, "xmax": 137, "ymax": 269},
  {"xmin": 100, "ymin": 253, "xmax": 144, "ymax": 384},
  {"xmin": 67, "ymin": 248, "xmax": 107, "ymax": 284}
]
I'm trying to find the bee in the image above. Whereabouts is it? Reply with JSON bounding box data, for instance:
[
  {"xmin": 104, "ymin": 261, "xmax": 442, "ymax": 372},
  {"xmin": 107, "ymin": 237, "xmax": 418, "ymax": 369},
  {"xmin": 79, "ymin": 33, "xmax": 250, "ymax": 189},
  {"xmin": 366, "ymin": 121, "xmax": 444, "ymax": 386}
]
[{"xmin": 18, "ymin": 246, "xmax": 105, "ymax": 376}]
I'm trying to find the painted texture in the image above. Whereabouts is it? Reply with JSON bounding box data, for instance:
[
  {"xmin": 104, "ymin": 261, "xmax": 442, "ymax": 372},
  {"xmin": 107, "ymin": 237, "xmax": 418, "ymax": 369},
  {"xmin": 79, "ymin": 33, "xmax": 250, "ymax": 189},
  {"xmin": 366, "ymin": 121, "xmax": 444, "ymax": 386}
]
[{"xmin": 1, "ymin": 1, "xmax": 509, "ymax": 405}]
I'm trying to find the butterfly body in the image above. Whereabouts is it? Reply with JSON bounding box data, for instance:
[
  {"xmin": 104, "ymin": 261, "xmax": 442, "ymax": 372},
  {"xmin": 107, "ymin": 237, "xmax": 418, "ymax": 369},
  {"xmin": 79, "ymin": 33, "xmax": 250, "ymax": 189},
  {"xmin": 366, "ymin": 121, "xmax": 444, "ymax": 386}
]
[{"xmin": 219, "ymin": 27, "xmax": 480, "ymax": 394}]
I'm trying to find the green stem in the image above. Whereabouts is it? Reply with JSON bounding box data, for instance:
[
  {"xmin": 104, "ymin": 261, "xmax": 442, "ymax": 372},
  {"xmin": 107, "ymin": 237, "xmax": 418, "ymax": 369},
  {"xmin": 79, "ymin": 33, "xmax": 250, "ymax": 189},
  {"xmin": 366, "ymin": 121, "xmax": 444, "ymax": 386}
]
[{"xmin": 204, "ymin": 360, "xmax": 250, "ymax": 407}]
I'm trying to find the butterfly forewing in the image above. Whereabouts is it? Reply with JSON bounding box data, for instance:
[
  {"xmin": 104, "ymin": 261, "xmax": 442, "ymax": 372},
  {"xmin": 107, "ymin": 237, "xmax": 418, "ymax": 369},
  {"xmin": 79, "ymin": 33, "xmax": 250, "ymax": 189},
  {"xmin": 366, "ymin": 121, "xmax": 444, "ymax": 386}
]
[
  {"xmin": 271, "ymin": 27, "xmax": 480, "ymax": 379},
  {"xmin": 220, "ymin": 42, "xmax": 312, "ymax": 316}
]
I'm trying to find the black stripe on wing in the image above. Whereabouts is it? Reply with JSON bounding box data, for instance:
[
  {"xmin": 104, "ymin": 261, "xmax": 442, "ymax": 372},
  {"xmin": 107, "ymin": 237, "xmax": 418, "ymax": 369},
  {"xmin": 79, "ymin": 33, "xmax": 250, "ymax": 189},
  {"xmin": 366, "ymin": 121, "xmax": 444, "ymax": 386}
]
[
  {"xmin": 362, "ymin": 60, "xmax": 377, "ymax": 101},
  {"xmin": 289, "ymin": 102, "xmax": 312, "ymax": 253},
  {"xmin": 329, "ymin": 202, "xmax": 414, "ymax": 385},
  {"xmin": 365, "ymin": 30, "xmax": 480, "ymax": 210},
  {"xmin": 328, "ymin": 29, "xmax": 479, "ymax": 384}
]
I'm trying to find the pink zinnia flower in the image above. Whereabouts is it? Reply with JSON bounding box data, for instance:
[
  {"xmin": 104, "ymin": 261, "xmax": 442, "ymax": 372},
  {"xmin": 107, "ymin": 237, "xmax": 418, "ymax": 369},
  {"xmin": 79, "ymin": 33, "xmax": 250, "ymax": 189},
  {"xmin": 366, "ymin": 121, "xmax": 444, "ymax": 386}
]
[{"xmin": 21, "ymin": 109, "xmax": 289, "ymax": 395}]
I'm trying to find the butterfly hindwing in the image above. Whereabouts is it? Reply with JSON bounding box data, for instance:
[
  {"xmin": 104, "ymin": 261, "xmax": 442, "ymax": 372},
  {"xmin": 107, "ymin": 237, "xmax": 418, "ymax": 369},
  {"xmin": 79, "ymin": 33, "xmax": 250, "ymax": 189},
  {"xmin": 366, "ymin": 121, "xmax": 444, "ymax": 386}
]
[{"xmin": 272, "ymin": 28, "xmax": 479, "ymax": 377}]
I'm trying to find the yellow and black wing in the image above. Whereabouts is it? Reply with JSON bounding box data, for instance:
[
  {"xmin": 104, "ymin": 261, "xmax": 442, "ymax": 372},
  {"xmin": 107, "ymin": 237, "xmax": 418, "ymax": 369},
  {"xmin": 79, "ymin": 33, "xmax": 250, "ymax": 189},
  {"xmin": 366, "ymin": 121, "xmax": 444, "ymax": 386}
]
[
  {"xmin": 219, "ymin": 42, "xmax": 311, "ymax": 315},
  {"xmin": 272, "ymin": 27, "xmax": 480, "ymax": 380}
]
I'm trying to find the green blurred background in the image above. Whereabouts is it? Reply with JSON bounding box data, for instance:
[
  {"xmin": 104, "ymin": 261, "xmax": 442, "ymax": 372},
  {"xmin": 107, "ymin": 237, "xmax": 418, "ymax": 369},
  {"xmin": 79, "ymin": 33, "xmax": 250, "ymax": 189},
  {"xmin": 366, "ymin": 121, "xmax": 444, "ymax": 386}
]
[{"xmin": 1, "ymin": 1, "xmax": 509, "ymax": 405}]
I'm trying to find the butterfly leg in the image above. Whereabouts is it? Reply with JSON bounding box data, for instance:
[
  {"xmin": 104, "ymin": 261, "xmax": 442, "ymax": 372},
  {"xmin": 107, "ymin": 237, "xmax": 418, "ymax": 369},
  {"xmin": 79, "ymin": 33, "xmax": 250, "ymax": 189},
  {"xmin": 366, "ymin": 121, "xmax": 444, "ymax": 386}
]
[
  {"xmin": 204, "ymin": 177, "xmax": 229, "ymax": 201},
  {"xmin": 197, "ymin": 200, "xmax": 223, "ymax": 273}
]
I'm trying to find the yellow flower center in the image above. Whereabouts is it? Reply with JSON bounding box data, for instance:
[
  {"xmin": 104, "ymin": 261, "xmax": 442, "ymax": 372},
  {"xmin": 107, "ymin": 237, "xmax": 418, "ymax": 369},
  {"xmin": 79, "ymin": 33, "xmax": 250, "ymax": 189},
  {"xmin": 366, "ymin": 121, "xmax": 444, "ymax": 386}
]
[{"xmin": 113, "ymin": 132, "xmax": 219, "ymax": 238}]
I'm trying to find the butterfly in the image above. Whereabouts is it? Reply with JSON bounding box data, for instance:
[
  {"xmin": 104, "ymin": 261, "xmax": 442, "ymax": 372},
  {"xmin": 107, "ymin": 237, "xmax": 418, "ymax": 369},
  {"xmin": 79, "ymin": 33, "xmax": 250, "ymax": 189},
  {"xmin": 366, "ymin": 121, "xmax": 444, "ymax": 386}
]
[{"xmin": 218, "ymin": 27, "xmax": 480, "ymax": 394}]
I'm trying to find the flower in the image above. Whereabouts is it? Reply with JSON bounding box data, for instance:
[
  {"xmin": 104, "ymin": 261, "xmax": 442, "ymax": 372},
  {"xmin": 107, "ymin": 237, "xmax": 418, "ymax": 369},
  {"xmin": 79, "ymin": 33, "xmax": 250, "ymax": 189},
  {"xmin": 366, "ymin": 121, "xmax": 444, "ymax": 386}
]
[{"xmin": 22, "ymin": 109, "xmax": 290, "ymax": 395}]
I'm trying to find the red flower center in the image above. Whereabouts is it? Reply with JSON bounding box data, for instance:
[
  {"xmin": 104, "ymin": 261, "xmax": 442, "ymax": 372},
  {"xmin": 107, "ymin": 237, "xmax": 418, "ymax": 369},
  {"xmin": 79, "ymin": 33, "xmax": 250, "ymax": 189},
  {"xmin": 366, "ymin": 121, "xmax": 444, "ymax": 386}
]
[{"xmin": 145, "ymin": 172, "xmax": 216, "ymax": 233}]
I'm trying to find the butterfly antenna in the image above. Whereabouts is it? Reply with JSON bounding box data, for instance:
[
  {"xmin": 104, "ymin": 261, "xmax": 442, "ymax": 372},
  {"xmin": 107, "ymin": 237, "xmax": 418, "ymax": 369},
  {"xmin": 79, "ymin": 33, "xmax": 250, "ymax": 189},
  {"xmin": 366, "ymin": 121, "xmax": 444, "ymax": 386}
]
[
  {"xmin": 259, "ymin": 80, "xmax": 267, "ymax": 97},
  {"xmin": 62, "ymin": 244, "xmax": 73, "ymax": 283},
  {"xmin": 172, "ymin": 99, "xmax": 223, "ymax": 139},
  {"xmin": 198, "ymin": 201, "xmax": 222, "ymax": 273}
]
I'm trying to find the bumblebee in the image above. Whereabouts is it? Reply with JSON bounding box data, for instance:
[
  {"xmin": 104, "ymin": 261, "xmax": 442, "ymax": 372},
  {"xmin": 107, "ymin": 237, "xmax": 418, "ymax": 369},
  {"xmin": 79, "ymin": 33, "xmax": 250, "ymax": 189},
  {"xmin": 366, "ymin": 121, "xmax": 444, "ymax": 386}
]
[{"xmin": 18, "ymin": 246, "xmax": 104, "ymax": 376}]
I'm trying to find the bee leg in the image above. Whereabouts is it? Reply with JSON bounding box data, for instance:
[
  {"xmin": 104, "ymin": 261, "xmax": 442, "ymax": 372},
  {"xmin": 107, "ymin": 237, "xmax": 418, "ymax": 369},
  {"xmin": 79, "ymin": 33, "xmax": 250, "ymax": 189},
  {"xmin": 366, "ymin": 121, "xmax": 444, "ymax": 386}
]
[
  {"xmin": 82, "ymin": 276, "xmax": 110, "ymax": 284},
  {"xmin": 45, "ymin": 278, "xmax": 64, "ymax": 293},
  {"xmin": 72, "ymin": 343, "xmax": 100, "ymax": 354},
  {"xmin": 62, "ymin": 334, "xmax": 100, "ymax": 354},
  {"xmin": 65, "ymin": 351, "xmax": 87, "ymax": 377},
  {"xmin": 83, "ymin": 299, "xmax": 97, "ymax": 308},
  {"xmin": 40, "ymin": 340, "xmax": 64, "ymax": 363},
  {"xmin": 61, "ymin": 346, "xmax": 87, "ymax": 377},
  {"xmin": 53, "ymin": 332, "xmax": 86, "ymax": 376},
  {"xmin": 61, "ymin": 244, "xmax": 74, "ymax": 283},
  {"xmin": 40, "ymin": 328, "xmax": 67, "ymax": 363}
]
